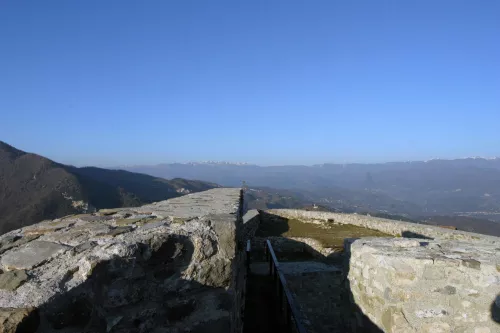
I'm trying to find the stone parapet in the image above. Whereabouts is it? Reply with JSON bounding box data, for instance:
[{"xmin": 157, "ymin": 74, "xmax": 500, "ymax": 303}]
[
  {"xmin": 346, "ymin": 237, "xmax": 500, "ymax": 333},
  {"xmin": 268, "ymin": 209, "xmax": 500, "ymax": 245},
  {"xmin": 0, "ymin": 188, "xmax": 252, "ymax": 333}
]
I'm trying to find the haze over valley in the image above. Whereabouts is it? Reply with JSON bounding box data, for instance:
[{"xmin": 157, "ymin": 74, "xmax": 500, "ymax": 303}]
[{"xmin": 125, "ymin": 158, "xmax": 500, "ymax": 236}]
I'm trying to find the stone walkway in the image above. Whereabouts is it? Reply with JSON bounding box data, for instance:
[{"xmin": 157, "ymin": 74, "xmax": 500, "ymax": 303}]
[{"xmin": 249, "ymin": 261, "xmax": 352, "ymax": 333}]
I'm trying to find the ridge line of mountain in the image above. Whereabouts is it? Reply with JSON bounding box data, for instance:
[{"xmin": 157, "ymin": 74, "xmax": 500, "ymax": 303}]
[{"xmin": 0, "ymin": 140, "xmax": 220, "ymax": 235}]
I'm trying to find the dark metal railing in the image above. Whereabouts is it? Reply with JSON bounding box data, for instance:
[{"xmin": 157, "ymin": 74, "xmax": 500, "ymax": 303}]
[{"xmin": 265, "ymin": 240, "xmax": 308, "ymax": 333}]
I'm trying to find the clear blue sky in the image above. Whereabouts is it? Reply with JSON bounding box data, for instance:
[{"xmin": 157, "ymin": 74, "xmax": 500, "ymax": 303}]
[{"xmin": 1, "ymin": 1, "xmax": 499, "ymax": 166}]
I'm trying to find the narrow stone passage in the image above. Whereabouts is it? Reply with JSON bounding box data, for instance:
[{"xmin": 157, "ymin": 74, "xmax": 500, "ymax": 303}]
[
  {"xmin": 242, "ymin": 211, "xmax": 385, "ymax": 333},
  {"xmin": 243, "ymin": 269, "xmax": 277, "ymax": 333},
  {"xmin": 246, "ymin": 260, "xmax": 351, "ymax": 333}
]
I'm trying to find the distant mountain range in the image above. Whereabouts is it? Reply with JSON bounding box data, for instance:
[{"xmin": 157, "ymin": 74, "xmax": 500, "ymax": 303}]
[
  {"xmin": 0, "ymin": 141, "xmax": 219, "ymax": 235},
  {"xmin": 2, "ymin": 140, "xmax": 500, "ymax": 237},
  {"xmin": 125, "ymin": 159, "xmax": 500, "ymax": 229}
]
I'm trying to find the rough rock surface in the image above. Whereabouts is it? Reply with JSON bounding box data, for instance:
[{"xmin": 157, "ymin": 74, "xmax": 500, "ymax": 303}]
[
  {"xmin": 255, "ymin": 211, "xmax": 500, "ymax": 332},
  {"xmin": 0, "ymin": 307, "xmax": 39, "ymax": 333},
  {"xmin": 0, "ymin": 188, "xmax": 245, "ymax": 333},
  {"xmin": 347, "ymin": 237, "xmax": 500, "ymax": 333}
]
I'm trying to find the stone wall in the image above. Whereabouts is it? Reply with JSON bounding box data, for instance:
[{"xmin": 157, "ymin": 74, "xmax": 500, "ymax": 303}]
[
  {"xmin": 268, "ymin": 209, "xmax": 500, "ymax": 245},
  {"xmin": 231, "ymin": 209, "xmax": 260, "ymax": 333},
  {"xmin": 264, "ymin": 209, "xmax": 500, "ymax": 332},
  {"xmin": 346, "ymin": 238, "xmax": 500, "ymax": 333},
  {"xmin": 0, "ymin": 188, "xmax": 255, "ymax": 333},
  {"xmin": 2, "ymin": 193, "xmax": 498, "ymax": 333}
]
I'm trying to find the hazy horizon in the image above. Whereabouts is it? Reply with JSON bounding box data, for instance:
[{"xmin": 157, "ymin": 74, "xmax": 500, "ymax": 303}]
[
  {"xmin": 4, "ymin": 139, "xmax": 499, "ymax": 169},
  {"xmin": 1, "ymin": 1, "xmax": 499, "ymax": 166}
]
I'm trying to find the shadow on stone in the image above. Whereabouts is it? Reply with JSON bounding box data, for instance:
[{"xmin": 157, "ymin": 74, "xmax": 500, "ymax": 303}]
[
  {"xmin": 343, "ymin": 240, "xmax": 384, "ymax": 333},
  {"xmin": 35, "ymin": 235, "xmax": 231, "ymax": 333},
  {"xmin": 492, "ymin": 294, "xmax": 500, "ymax": 324},
  {"xmin": 246, "ymin": 235, "xmax": 383, "ymax": 333},
  {"xmin": 247, "ymin": 212, "xmax": 387, "ymax": 331},
  {"xmin": 255, "ymin": 211, "xmax": 290, "ymax": 237},
  {"xmin": 401, "ymin": 231, "xmax": 433, "ymax": 240}
]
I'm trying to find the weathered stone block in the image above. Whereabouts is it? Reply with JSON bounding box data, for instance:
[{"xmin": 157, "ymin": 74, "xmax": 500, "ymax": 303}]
[
  {"xmin": 346, "ymin": 237, "xmax": 500, "ymax": 332},
  {"xmin": 423, "ymin": 266, "xmax": 446, "ymax": 280},
  {"xmin": 0, "ymin": 270, "xmax": 28, "ymax": 291},
  {"xmin": 0, "ymin": 188, "xmax": 251, "ymax": 333},
  {"xmin": 1, "ymin": 241, "xmax": 71, "ymax": 270}
]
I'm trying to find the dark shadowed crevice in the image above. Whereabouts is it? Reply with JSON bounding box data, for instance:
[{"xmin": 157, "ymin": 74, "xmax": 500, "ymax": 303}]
[
  {"xmin": 401, "ymin": 231, "xmax": 433, "ymax": 239},
  {"xmin": 35, "ymin": 235, "xmax": 231, "ymax": 333},
  {"xmin": 492, "ymin": 295, "xmax": 500, "ymax": 324}
]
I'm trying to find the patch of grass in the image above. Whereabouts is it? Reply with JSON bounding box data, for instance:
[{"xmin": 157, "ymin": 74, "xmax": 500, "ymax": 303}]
[{"xmin": 257, "ymin": 218, "xmax": 391, "ymax": 248}]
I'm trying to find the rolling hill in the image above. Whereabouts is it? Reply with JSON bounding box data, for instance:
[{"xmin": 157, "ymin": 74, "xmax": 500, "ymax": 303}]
[{"xmin": 0, "ymin": 141, "xmax": 219, "ymax": 235}]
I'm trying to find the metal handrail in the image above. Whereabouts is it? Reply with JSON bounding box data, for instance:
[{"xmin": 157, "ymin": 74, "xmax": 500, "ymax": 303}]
[{"xmin": 265, "ymin": 239, "xmax": 308, "ymax": 333}]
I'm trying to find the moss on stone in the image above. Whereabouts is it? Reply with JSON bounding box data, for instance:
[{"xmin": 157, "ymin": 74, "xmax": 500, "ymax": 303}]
[
  {"xmin": 461, "ymin": 259, "xmax": 481, "ymax": 270},
  {"xmin": 172, "ymin": 217, "xmax": 187, "ymax": 225}
]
